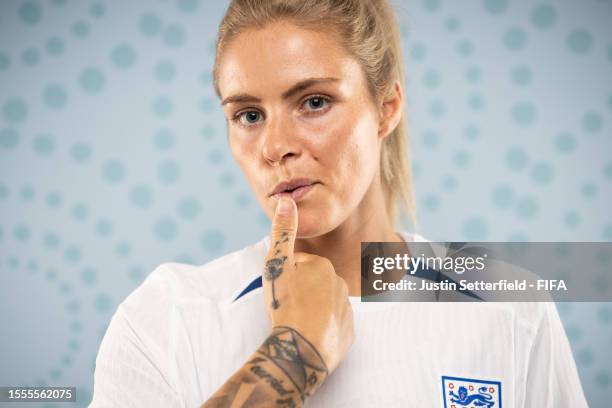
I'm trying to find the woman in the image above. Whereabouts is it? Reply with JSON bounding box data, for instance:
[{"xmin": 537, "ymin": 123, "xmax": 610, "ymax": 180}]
[{"xmin": 90, "ymin": 0, "xmax": 587, "ymax": 407}]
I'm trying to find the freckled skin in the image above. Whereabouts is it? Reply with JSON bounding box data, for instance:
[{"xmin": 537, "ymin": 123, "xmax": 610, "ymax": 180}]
[{"xmin": 217, "ymin": 21, "xmax": 385, "ymax": 239}]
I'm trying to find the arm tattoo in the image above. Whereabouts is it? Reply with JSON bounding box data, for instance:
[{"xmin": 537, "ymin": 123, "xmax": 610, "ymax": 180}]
[
  {"xmin": 264, "ymin": 232, "xmax": 289, "ymax": 309},
  {"xmin": 202, "ymin": 327, "xmax": 329, "ymax": 408},
  {"xmin": 258, "ymin": 326, "xmax": 329, "ymax": 401}
]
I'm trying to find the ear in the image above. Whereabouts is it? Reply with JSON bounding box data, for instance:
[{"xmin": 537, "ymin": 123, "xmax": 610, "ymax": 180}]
[{"xmin": 377, "ymin": 81, "xmax": 403, "ymax": 140}]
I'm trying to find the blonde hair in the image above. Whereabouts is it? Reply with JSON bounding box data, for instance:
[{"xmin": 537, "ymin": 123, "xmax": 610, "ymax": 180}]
[{"xmin": 213, "ymin": 0, "xmax": 416, "ymax": 229}]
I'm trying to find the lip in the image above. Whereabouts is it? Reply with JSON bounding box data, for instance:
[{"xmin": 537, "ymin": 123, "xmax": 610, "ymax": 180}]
[
  {"xmin": 273, "ymin": 183, "xmax": 317, "ymax": 202},
  {"xmin": 270, "ymin": 178, "xmax": 319, "ymax": 202}
]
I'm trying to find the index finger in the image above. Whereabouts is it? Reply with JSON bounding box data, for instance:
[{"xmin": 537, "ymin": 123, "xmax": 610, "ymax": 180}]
[
  {"xmin": 263, "ymin": 196, "xmax": 298, "ymax": 309},
  {"xmin": 266, "ymin": 196, "xmax": 298, "ymax": 259}
]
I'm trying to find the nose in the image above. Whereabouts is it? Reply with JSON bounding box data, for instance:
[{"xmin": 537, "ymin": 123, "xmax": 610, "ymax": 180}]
[{"xmin": 261, "ymin": 115, "xmax": 301, "ymax": 166}]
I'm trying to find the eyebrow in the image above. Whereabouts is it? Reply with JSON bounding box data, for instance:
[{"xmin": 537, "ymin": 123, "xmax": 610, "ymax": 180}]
[{"xmin": 221, "ymin": 77, "xmax": 340, "ymax": 106}]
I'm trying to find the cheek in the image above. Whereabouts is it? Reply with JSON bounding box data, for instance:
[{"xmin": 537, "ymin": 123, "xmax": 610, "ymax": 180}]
[{"xmin": 312, "ymin": 108, "xmax": 380, "ymax": 188}]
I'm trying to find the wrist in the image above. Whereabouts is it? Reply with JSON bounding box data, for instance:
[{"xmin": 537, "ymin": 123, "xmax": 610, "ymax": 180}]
[{"xmin": 255, "ymin": 326, "xmax": 329, "ymax": 402}]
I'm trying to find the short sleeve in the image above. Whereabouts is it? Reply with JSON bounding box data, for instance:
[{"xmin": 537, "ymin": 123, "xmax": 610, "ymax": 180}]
[
  {"xmin": 523, "ymin": 302, "xmax": 588, "ymax": 407},
  {"xmin": 89, "ymin": 264, "xmax": 183, "ymax": 408}
]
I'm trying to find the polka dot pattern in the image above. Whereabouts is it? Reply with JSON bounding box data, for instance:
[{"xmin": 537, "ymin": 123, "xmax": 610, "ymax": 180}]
[
  {"xmin": 79, "ymin": 67, "xmax": 105, "ymax": 94},
  {"xmin": 503, "ymin": 27, "xmax": 528, "ymax": 50},
  {"xmin": 530, "ymin": 4, "xmax": 557, "ymax": 30},
  {"xmin": 18, "ymin": 2, "xmax": 43, "ymax": 25},
  {"xmin": 0, "ymin": 1, "xmax": 610, "ymax": 405},
  {"xmin": 3, "ymin": 98, "xmax": 29, "ymax": 123},
  {"xmin": 567, "ymin": 29, "xmax": 593, "ymax": 54},
  {"xmin": 111, "ymin": 44, "xmax": 136, "ymax": 68},
  {"xmin": 43, "ymin": 84, "xmax": 68, "ymax": 109},
  {"xmin": 139, "ymin": 12, "xmax": 163, "ymax": 37}
]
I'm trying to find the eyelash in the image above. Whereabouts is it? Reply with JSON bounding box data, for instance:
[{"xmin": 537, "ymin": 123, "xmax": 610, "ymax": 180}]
[{"xmin": 231, "ymin": 94, "xmax": 332, "ymax": 127}]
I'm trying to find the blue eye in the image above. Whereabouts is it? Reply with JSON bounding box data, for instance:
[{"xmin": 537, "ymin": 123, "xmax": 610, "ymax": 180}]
[
  {"xmin": 240, "ymin": 111, "xmax": 260, "ymax": 123},
  {"xmin": 232, "ymin": 111, "xmax": 261, "ymax": 126},
  {"xmin": 232, "ymin": 95, "xmax": 330, "ymax": 127},
  {"xmin": 304, "ymin": 96, "xmax": 328, "ymax": 111}
]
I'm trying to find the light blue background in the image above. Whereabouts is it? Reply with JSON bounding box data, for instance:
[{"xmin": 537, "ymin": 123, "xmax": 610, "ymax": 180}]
[{"xmin": 0, "ymin": 0, "xmax": 611, "ymax": 406}]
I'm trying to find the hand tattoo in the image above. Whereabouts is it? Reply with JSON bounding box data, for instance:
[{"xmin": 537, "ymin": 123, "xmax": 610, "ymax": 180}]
[{"xmin": 264, "ymin": 232, "xmax": 289, "ymax": 309}]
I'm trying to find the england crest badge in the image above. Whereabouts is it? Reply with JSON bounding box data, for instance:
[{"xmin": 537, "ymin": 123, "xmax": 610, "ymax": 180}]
[{"xmin": 442, "ymin": 375, "xmax": 502, "ymax": 408}]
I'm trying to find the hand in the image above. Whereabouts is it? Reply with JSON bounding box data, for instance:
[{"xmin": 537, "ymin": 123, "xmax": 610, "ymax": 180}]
[
  {"xmin": 262, "ymin": 196, "xmax": 355, "ymax": 376},
  {"xmin": 201, "ymin": 197, "xmax": 355, "ymax": 407}
]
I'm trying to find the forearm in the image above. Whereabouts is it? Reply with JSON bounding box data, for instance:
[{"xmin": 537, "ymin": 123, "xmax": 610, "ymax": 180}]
[{"xmin": 201, "ymin": 326, "xmax": 328, "ymax": 408}]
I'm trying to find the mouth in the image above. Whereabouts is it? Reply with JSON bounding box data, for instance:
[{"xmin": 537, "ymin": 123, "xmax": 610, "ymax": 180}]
[{"xmin": 270, "ymin": 178, "xmax": 320, "ymax": 202}]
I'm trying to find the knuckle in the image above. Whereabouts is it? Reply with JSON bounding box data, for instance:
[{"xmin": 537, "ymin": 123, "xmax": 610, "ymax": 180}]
[
  {"xmin": 265, "ymin": 251, "xmax": 282, "ymax": 261},
  {"xmin": 321, "ymin": 257, "xmax": 334, "ymax": 269},
  {"xmin": 293, "ymin": 251, "xmax": 311, "ymax": 263},
  {"xmin": 272, "ymin": 227, "xmax": 292, "ymax": 238},
  {"xmin": 312, "ymin": 255, "xmax": 334, "ymax": 270},
  {"xmin": 272, "ymin": 219, "xmax": 295, "ymax": 235}
]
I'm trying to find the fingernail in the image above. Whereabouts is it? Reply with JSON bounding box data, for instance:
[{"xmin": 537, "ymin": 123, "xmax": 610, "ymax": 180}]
[{"xmin": 276, "ymin": 197, "xmax": 292, "ymax": 216}]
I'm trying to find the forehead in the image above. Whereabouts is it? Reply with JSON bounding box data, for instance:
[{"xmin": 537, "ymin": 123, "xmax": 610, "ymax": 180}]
[{"xmin": 217, "ymin": 21, "xmax": 363, "ymax": 98}]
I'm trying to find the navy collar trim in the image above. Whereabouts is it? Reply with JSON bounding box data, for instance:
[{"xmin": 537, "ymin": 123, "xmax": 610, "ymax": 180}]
[{"xmin": 232, "ymin": 268, "xmax": 482, "ymax": 302}]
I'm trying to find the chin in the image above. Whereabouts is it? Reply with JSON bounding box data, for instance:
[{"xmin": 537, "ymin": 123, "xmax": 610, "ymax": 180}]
[
  {"xmin": 296, "ymin": 222, "xmax": 326, "ymax": 238},
  {"xmin": 295, "ymin": 209, "xmax": 337, "ymax": 238}
]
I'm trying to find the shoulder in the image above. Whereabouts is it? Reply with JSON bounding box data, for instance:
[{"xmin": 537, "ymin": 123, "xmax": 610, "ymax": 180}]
[
  {"xmin": 100, "ymin": 235, "xmax": 270, "ymax": 361},
  {"xmin": 399, "ymin": 230, "xmax": 554, "ymax": 329},
  {"xmin": 120, "ymin": 235, "xmax": 270, "ymax": 313}
]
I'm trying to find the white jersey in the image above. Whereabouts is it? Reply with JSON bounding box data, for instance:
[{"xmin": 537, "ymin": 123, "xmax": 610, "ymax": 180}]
[{"xmin": 90, "ymin": 231, "xmax": 587, "ymax": 407}]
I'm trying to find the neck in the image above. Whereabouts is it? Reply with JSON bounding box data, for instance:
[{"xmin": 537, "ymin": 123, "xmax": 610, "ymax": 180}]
[{"xmin": 293, "ymin": 178, "xmax": 404, "ymax": 296}]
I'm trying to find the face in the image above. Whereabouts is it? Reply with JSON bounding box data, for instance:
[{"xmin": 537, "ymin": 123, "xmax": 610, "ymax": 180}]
[{"xmin": 217, "ymin": 21, "xmax": 386, "ymax": 238}]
